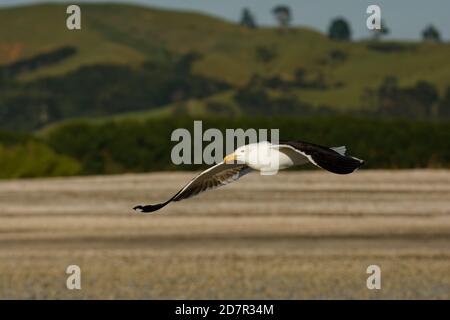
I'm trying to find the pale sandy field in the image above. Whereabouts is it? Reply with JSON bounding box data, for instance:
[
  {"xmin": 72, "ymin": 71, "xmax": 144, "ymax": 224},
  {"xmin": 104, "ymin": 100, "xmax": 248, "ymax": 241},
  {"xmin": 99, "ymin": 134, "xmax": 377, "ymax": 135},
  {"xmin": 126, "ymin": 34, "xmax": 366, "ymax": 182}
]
[{"xmin": 0, "ymin": 170, "xmax": 449, "ymax": 299}]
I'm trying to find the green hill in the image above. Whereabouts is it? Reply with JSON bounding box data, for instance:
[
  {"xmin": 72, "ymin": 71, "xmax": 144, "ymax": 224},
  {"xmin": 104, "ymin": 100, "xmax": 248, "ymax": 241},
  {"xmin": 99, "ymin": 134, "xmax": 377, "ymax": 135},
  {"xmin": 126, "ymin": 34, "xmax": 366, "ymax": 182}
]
[{"xmin": 1, "ymin": 3, "xmax": 450, "ymax": 130}]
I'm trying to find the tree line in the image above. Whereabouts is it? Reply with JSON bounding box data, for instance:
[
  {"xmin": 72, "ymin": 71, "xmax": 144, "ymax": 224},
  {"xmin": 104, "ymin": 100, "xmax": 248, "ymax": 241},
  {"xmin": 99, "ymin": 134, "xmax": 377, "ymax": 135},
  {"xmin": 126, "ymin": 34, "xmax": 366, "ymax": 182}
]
[
  {"xmin": 240, "ymin": 6, "xmax": 443, "ymax": 43},
  {"xmin": 232, "ymin": 73, "xmax": 450, "ymax": 119},
  {"xmin": 364, "ymin": 77, "xmax": 450, "ymax": 118},
  {"xmin": 0, "ymin": 50, "xmax": 229, "ymax": 131},
  {"xmin": 1, "ymin": 116, "xmax": 449, "ymax": 178}
]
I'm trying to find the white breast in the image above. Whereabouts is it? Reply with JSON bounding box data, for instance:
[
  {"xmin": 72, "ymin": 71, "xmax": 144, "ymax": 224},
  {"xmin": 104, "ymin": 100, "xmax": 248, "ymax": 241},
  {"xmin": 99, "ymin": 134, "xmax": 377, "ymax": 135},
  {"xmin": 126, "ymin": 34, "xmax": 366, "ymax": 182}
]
[{"xmin": 246, "ymin": 145, "xmax": 308, "ymax": 172}]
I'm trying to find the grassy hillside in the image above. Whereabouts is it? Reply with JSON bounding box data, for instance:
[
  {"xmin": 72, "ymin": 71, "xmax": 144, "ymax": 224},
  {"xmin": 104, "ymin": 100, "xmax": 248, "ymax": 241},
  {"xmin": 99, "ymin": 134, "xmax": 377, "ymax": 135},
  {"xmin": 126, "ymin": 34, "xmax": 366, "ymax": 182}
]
[{"xmin": 1, "ymin": 2, "xmax": 450, "ymax": 114}]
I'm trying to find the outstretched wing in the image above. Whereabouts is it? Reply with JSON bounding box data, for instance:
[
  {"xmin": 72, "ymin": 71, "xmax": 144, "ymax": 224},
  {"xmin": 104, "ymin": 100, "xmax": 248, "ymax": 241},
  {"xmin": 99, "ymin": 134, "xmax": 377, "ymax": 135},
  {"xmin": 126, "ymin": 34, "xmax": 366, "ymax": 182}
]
[
  {"xmin": 274, "ymin": 140, "xmax": 365, "ymax": 174},
  {"xmin": 133, "ymin": 162, "xmax": 252, "ymax": 213}
]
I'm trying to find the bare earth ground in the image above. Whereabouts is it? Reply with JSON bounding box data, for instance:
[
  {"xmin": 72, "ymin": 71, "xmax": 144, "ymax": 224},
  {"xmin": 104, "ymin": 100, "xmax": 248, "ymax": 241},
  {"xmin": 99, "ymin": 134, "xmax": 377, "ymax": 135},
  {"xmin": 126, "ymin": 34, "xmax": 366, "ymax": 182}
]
[{"xmin": 0, "ymin": 170, "xmax": 449, "ymax": 299}]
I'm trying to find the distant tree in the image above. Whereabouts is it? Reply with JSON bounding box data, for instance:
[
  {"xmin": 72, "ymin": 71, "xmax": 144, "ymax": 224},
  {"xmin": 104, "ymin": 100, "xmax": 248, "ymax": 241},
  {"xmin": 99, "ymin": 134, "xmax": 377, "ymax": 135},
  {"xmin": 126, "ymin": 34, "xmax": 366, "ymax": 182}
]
[
  {"xmin": 375, "ymin": 77, "xmax": 438, "ymax": 118},
  {"xmin": 413, "ymin": 81, "xmax": 439, "ymax": 103},
  {"xmin": 255, "ymin": 46, "xmax": 277, "ymax": 64},
  {"xmin": 272, "ymin": 5, "xmax": 291, "ymax": 29},
  {"xmin": 422, "ymin": 25, "xmax": 441, "ymax": 43},
  {"xmin": 378, "ymin": 76, "xmax": 398, "ymax": 96},
  {"xmin": 328, "ymin": 18, "xmax": 352, "ymax": 41},
  {"xmin": 294, "ymin": 68, "xmax": 307, "ymax": 84},
  {"xmin": 409, "ymin": 80, "xmax": 439, "ymax": 116},
  {"xmin": 328, "ymin": 49, "xmax": 347, "ymax": 63},
  {"xmin": 240, "ymin": 8, "xmax": 257, "ymax": 29},
  {"xmin": 372, "ymin": 19, "xmax": 389, "ymax": 40}
]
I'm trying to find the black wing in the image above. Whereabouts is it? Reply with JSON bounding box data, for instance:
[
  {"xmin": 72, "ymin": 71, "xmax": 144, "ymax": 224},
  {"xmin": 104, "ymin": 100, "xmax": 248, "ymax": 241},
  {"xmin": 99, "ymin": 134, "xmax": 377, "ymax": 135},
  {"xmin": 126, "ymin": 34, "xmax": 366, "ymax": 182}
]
[
  {"xmin": 133, "ymin": 162, "xmax": 252, "ymax": 213},
  {"xmin": 276, "ymin": 140, "xmax": 365, "ymax": 174}
]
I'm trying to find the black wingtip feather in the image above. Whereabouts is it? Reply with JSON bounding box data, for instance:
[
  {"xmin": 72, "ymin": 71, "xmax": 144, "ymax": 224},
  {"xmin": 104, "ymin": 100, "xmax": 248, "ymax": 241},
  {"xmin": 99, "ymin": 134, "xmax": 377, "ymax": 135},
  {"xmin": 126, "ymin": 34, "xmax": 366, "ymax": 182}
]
[
  {"xmin": 309, "ymin": 150, "xmax": 365, "ymax": 175},
  {"xmin": 319, "ymin": 156, "xmax": 365, "ymax": 175},
  {"xmin": 279, "ymin": 140, "xmax": 365, "ymax": 175},
  {"xmin": 133, "ymin": 203, "xmax": 167, "ymax": 213}
]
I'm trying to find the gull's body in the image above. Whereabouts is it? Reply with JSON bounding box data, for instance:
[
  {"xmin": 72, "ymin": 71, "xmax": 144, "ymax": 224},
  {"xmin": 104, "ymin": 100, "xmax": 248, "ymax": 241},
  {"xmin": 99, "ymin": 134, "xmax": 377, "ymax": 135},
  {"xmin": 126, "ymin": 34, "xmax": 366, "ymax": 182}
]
[
  {"xmin": 134, "ymin": 140, "xmax": 364, "ymax": 213},
  {"xmin": 237, "ymin": 141, "xmax": 308, "ymax": 173}
]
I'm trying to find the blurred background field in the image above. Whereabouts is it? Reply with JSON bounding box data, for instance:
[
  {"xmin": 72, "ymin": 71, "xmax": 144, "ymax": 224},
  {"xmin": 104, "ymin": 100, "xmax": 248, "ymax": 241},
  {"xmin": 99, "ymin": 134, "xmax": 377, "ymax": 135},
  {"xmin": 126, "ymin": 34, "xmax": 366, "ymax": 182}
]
[{"xmin": 0, "ymin": 170, "xmax": 449, "ymax": 299}]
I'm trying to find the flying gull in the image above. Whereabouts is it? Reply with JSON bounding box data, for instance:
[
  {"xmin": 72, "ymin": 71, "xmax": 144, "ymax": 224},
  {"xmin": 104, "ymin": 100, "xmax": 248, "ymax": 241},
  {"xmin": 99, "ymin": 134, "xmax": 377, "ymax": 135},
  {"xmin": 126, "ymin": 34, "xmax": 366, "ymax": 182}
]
[{"xmin": 133, "ymin": 140, "xmax": 365, "ymax": 213}]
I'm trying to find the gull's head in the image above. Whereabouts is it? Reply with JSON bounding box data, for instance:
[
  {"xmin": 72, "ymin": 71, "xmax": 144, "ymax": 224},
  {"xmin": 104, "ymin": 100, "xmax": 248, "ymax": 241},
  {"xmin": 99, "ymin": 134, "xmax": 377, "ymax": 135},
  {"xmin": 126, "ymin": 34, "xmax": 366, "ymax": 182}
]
[{"xmin": 224, "ymin": 145, "xmax": 247, "ymax": 164}]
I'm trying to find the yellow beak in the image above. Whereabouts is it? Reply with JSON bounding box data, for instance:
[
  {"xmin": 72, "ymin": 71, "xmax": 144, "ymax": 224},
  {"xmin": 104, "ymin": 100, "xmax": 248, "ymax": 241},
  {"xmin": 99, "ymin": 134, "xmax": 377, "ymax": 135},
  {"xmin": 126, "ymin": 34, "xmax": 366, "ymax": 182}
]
[{"xmin": 224, "ymin": 153, "xmax": 238, "ymax": 163}]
